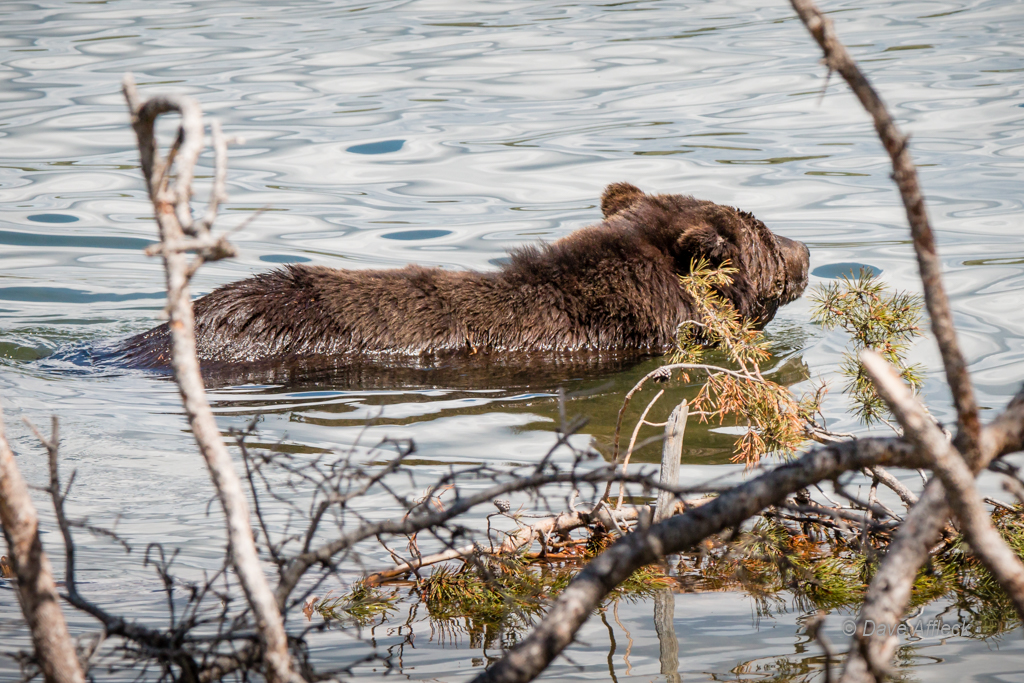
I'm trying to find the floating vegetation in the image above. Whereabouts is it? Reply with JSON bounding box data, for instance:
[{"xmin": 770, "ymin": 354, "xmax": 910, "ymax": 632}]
[
  {"xmin": 303, "ymin": 505, "xmax": 1024, "ymax": 647},
  {"xmin": 307, "ymin": 555, "xmax": 680, "ymax": 648},
  {"xmin": 917, "ymin": 506, "xmax": 1024, "ymax": 638},
  {"xmin": 304, "ymin": 584, "xmax": 399, "ymax": 627}
]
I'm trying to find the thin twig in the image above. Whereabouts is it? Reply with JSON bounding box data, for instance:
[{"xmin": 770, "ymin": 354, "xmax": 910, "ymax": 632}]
[{"xmin": 613, "ymin": 389, "xmax": 664, "ymax": 507}]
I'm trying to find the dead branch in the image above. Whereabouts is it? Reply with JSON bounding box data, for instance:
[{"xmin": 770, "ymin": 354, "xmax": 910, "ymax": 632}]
[
  {"xmin": 789, "ymin": 0, "xmax": 980, "ymax": 454},
  {"xmin": 494, "ymin": 498, "xmax": 714, "ymax": 559},
  {"xmin": 273, "ymin": 466, "xmax": 693, "ymax": 607},
  {"xmin": 862, "ymin": 349, "xmax": 1024, "ymax": 619},
  {"xmin": 839, "ymin": 393, "xmax": 1024, "ymax": 683},
  {"xmin": 786, "ymin": 3, "xmax": 1000, "ymax": 679},
  {"xmin": 365, "ymin": 543, "xmax": 480, "ymax": 585},
  {"xmin": 361, "ymin": 498, "xmax": 692, "ymax": 585},
  {"xmin": 863, "ymin": 465, "xmax": 917, "ymax": 508},
  {"xmin": 0, "ymin": 409, "xmax": 84, "ymax": 683},
  {"xmin": 122, "ymin": 74, "xmax": 299, "ymax": 683},
  {"xmin": 610, "ymin": 362, "xmax": 758, "ymax": 466},
  {"xmin": 653, "ymin": 401, "xmax": 688, "ymax": 523},
  {"xmin": 470, "ymin": 436, "xmax": 934, "ymax": 683},
  {"xmin": 612, "ymin": 388, "xmax": 664, "ymax": 506},
  {"xmin": 841, "ymin": 478, "xmax": 944, "ymax": 682},
  {"xmin": 37, "ymin": 416, "xmax": 211, "ymax": 679}
]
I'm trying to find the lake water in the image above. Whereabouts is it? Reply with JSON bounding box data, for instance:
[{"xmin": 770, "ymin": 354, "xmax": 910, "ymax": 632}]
[{"xmin": 1, "ymin": 0, "xmax": 1023, "ymax": 680}]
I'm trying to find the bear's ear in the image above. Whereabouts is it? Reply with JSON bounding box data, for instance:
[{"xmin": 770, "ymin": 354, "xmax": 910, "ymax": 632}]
[
  {"xmin": 674, "ymin": 223, "xmax": 734, "ymax": 264},
  {"xmin": 601, "ymin": 182, "xmax": 645, "ymax": 218}
]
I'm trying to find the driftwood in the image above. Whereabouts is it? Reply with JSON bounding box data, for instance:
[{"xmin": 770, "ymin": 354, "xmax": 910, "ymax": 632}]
[
  {"xmin": 364, "ymin": 501, "xmax": 713, "ymax": 585},
  {"xmin": 653, "ymin": 402, "xmax": 687, "ymax": 523},
  {"xmin": 363, "ymin": 507, "xmax": 641, "ymax": 586},
  {"xmin": 471, "ymin": 407, "xmax": 1024, "ymax": 683},
  {"xmin": 0, "ymin": 412, "xmax": 84, "ymax": 683}
]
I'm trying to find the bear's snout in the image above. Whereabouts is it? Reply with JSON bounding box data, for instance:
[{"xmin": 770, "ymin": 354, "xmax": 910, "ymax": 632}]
[{"xmin": 777, "ymin": 235, "xmax": 810, "ymax": 303}]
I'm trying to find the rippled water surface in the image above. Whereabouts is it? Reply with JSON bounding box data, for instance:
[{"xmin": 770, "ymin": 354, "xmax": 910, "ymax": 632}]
[{"xmin": 2, "ymin": 0, "xmax": 1024, "ymax": 680}]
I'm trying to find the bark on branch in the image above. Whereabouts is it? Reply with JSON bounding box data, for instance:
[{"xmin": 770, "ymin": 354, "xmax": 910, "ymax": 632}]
[
  {"xmin": 862, "ymin": 350, "xmax": 1024, "ymax": 618},
  {"xmin": 787, "ymin": 3, "xmax": 995, "ymax": 679},
  {"xmin": 275, "ymin": 466, "xmax": 692, "ymax": 608},
  {"xmin": 839, "ymin": 391, "xmax": 1024, "ymax": 683},
  {"xmin": 0, "ymin": 410, "xmax": 84, "ymax": 683},
  {"xmin": 122, "ymin": 74, "xmax": 299, "ymax": 683}
]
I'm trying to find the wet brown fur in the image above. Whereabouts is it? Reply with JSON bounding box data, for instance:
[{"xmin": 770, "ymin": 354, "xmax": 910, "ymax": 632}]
[{"xmin": 115, "ymin": 183, "xmax": 809, "ymax": 367}]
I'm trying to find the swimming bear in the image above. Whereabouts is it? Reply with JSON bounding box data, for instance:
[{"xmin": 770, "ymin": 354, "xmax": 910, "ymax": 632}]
[{"xmin": 114, "ymin": 182, "xmax": 809, "ymax": 367}]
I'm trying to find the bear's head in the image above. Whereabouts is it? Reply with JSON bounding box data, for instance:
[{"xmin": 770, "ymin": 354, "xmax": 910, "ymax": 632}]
[{"xmin": 601, "ymin": 182, "xmax": 809, "ymax": 324}]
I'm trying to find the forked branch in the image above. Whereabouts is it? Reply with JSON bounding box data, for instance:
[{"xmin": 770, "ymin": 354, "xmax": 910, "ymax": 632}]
[
  {"xmin": 122, "ymin": 74, "xmax": 300, "ymax": 683},
  {"xmin": 786, "ymin": 3, "xmax": 990, "ymax": 679},
  {"xmin": 471, "ymin": 435, "xmax": 939, "ymax": 683},
  {"xmin": 862, "ymin": 350, "xmax": 1024, "ymax": 619}
]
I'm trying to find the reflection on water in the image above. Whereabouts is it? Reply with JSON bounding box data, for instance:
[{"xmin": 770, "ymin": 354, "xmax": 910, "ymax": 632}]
[
  {"xmin": 381, "ymin": 227, "xmax": 453, "ymax": 239},
  {"xmin": 347, "ymin": 139, "xmax": 406, "ymax": 155},
  {"xmin": 27, "ymin": 213, "xmax": 79, "ymax": 223},
  {"xmin": 811, "ymin": 261, "xmax": 881, "ymax": 279},
  {"xmin": 1, "ymin": 0, "xmax": 1023, "ymax": 680}
]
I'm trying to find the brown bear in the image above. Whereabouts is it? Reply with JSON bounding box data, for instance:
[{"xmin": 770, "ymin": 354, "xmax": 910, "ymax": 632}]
[{"xmin": 114, "ymin": 182, "xmax": 809, "ymax": 367}]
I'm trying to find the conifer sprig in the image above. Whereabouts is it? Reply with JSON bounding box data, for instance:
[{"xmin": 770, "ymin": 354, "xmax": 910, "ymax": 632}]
[
  {"xmin": 669, "ymin": 258, "xmax": 814, "ymax": 466},
  {"xmin": 810, "ymin": 269, "xmax": 924, "ymax": 426}
]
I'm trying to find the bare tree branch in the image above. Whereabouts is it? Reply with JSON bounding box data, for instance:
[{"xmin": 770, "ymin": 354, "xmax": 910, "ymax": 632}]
[
  {"xmin": 275, "ymin": 466, "xmax": 662, "ymax": 608},
  {"xmin": 612, "ymin": 388, "xmax": 664, "ymax": 506},
  {"xmin": 862, "ymin": 350, "xmax": 1024, "ymax": 618},
  {"xmin": 653, "ymin": 402, "xmax": 687, "ymax": 523},
  {"xmin": 789, "ymin": 0, "xmax": 980, "ymax": 453},
  {"xmin": 122, "ymin": 73, "xmax": 300, "ymax": 683},
  {"xmin": 785, "ymin": 3, "xmax": 1004, "ymax": 679},
  {"xmin": 37, "ymin": 416, "xmax": 195, "ymax": 672},
  {"xmin": 863, "ymin": 465, "xmax": 917, "ymax": 508},
  {"xmin": 840, "ymin": 392, "xmax": 1024, "ymax": 683},
  {"xmin": 199, "ymin": 120, "xmax": 229, "ymax": 233},
  {"xmin": 0, "ymin": 410, "xmax": 84, "ymax": 683},
  {"xmin": 471, "ymin": 436, "xmax": 930, "ymax": 683}
]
